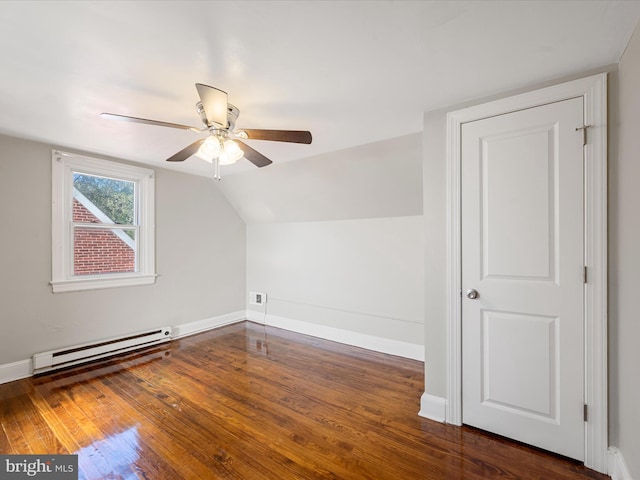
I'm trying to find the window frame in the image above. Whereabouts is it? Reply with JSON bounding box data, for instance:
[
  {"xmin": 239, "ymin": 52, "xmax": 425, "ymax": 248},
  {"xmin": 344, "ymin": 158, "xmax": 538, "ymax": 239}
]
[{"xmin": 51, "ymin": 150, "xmax": 156, "ymax": 293}]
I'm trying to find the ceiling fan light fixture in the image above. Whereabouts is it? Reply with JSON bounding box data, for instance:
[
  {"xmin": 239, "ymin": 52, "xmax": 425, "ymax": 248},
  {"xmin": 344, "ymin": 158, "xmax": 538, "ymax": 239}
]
[
  {"xmin": 195, "ymin": 136, "xmax": 221, "ymax": 163},
  {"xmin": 218, "ymin": 138, "xmax": 244, "ymax": 165},
  {"xmin": 102, "ymin": 83, "xmax": 311, "ymax": 170}
]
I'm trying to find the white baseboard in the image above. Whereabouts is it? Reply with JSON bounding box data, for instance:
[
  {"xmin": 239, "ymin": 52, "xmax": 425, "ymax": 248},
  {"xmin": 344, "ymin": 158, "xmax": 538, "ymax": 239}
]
[
  {"xmin": 0, "ymin": 311, "xmax": 248, "ymax": 385},
  {"xmin": 2, "ymin": 309, "xmax": 423, "ymax": 384},
  {"xmin": 246, "ymin": 309, "xmax": 266, "ymax": 324},
  {"xmin": 171, "ymin": 310, "xmax": 246, "ymax": 339},
  {"xmin": 418, "ymin": 392, "xmax": 447, "ymax": 422},
  {"xmin": 248, "ymin": 310, "xmax": 424, "ymax": 361},
  {"xmin": 0, "ymin": 358, "xmax": 32, "ymax": 384},
  {"xmin": 609, "ymin": 447, "xmax": 633, "ymax": 480}
]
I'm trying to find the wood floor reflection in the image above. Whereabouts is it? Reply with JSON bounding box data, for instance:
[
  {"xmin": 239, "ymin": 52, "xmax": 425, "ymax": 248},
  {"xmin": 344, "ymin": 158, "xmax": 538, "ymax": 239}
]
[{"xmin": 0, "ymin": 321, "xmax": 608, "ymax": 479}]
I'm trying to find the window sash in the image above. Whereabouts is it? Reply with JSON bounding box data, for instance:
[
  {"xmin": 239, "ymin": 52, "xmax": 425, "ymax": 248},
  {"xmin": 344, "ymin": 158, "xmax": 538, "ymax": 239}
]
[
  {"xmin": 71, "ymin": 223, "xmax": 140, "ymax": 277},
  {"xmin": 51, "ymin": 150, "xmax": 155, "ymax": 293},
  {"xmin": 72, "ymin": 171, "xmax": 138, "ymax": 225}
]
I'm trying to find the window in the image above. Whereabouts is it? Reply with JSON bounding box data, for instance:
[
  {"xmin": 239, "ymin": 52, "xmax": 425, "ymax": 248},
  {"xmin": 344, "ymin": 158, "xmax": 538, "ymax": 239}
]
[{"xmin": 51, "ymin": 150, "xmax": 155, "ymax": 292}]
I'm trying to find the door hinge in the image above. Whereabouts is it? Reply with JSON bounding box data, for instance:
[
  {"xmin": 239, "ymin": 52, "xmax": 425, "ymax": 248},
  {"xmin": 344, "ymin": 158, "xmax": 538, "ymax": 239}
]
[
  {"xmin": 583, "ymin": 266, "xmax": 588, "ymax": 284},
  {"xmin": 576, "ymin": 125, "xmax": 591, "ymax": 146},
  {"xmin": 584, "ymin": 404, "xmax": 588, "ymax": 422}
]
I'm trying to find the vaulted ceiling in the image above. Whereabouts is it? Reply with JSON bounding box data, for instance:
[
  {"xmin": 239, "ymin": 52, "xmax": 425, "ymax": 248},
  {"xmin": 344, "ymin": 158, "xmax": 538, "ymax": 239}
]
[{"xmin": 0, "ymin": 1, "xmax": 639, "ymax": 178}]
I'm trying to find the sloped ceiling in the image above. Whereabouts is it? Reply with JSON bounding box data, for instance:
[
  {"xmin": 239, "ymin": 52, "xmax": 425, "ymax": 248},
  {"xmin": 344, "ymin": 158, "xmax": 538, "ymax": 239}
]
[{"xmin": 0, "ymin": 1, "xmax": 639, "ymax": 178}]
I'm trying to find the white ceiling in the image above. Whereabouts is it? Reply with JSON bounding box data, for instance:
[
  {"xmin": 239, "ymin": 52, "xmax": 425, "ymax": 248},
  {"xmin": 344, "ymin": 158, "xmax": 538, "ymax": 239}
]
[{"xmin": 0, "ymin": 1, "xmax": 639, "ymax": 178}]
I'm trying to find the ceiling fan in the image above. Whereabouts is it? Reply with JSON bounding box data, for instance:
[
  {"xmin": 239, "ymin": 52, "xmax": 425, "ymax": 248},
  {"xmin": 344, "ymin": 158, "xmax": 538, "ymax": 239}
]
[{"xmin": 101, "ymin": 83, "xmax": 312, "ymax": 179}]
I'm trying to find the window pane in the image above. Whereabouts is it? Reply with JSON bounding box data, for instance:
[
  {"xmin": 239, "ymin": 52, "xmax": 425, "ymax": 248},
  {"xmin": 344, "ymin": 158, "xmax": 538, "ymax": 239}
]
[
  {"xmin": 52, "ymin": 151, "xmax": 155, "ymax": 292},
  {"xmin": 73, "ymin": 227, "xmax": 136, "ymax": 276},
  {"xmin": 73, "ymin": 173, "xmax": 135, "ymax": 225}
]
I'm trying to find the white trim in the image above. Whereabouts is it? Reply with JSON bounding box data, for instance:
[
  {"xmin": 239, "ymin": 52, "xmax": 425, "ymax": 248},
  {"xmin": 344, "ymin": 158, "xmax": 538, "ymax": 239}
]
[
  {"xmin": 246, "ymin": 309, "xmax": 266, "ymax": 323},
  {"xmin": 51, "ymin": 150, "xmax": 156, "ymax": 293},
  {"xmin": 0, "ymin": 312, "xmax": 248, "ymax": 384},
  {"xmin": 51, "ymin": 273, "xmax": 157, "ymax": 293},
  {"xmin": 251, "ymin": 310, "xmax": 424, "ymax": 361},
  {"xmin": 0, "ymin": 359, "xmax": 32, "ymax": 384},
  {"xmin": 608, "ymin": 448, "xmax": 633, "ymax": 480},
  {"xmin": 418, "ymin": 393, "xmax": 447, "ymax": 423},
  {"xmin": 1, "ymin": 310, "xmax": 423, "ymax": 384},
  {"xmin": 582, "ymin": 75, "xmax": 609, "ymax": 474},
  {"xmin": 171, "ymin": 311, "xmax": 246, "ymax": 339},
  {"xmin": 445, "ymin": 73, "xmax": 608, "ymax": 473}
]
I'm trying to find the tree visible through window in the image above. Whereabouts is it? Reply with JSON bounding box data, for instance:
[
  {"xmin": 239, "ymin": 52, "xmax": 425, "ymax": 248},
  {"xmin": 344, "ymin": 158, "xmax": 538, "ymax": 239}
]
[{"xmin": 74, "ymin": 174, "xmax": 135, "ymax": 226}]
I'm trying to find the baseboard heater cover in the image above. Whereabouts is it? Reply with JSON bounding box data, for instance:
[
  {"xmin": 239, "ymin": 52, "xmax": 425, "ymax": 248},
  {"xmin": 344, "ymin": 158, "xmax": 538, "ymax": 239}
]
[{"xmin": 33, "ymin": 327, "xmax": 172, "ymax": 374}]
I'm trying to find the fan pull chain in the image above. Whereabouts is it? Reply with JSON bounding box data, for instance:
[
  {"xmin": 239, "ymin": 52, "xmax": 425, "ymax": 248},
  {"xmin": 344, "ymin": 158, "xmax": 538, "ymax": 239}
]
[{"xmin": 213, "ymin": 157, "xmax": 221, "ymax": 180}]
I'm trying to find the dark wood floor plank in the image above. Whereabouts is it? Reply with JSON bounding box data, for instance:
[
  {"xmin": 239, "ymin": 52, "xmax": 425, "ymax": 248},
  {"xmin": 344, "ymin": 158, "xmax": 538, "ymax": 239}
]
[
  {"xmin": 177, "ymin": 327, "xmax": 437, "ymax": 470},
  {"xmin": 1, "ymin": 382, "xmax": 58, "ymax": 455},
  {"xmin": 128, "ymin": 354, "xmax": 383, "ymax": 479},
  {"xmin": 0, "ymin": 422, "xmax": 11, "ymax": 454},
  {"xmin": 163, "ymin": 356, "xmax": 420, "ymax": 479},
  {"xmin": 101, "ymin": 371, "xmax": 256, "ymax": 479},
  {"xmin": 0, "ymin": 321, "xmax": 609, "ymax": 480},
  {"xmin": 79, "ymin": 382, "xmax": 184, "ymax": 480},
  {"xmin": 84, "ymin": 370, "xmax": 218, "ymax": 480},
  {"xmin": 25, "ymin": 386, "xmax": 102, "ymax": 480},
  {"xmin": 116, "ymin": 355, "xmax": 354, "ymax": 479},
  {"xmin": 28, "ymin": 387, "xmax": 79, "ymax": 454},
  {"xmin": 49, "ymin": 384, "xmax": 130, "ymax": 479}
]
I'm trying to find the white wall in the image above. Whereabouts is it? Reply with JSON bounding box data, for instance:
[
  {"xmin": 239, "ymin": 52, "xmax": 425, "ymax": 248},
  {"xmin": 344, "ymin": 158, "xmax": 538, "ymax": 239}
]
[
  {"xmin": 611, "ymin": 22, "xmax": 640, "ymax": 479},
  {"xmin": 221, "ymin": 134, "xmax": 425, "ymax": 357},
  {"xmin": 422, "ymin": 111, "xmax": 449, "ymax": 396},
  {"xmin": 0, "ymin": 134, "xmax": 246, "ymax": 368},
  {"xmin": 247, "ymin": 217, "xmax": 424, "ymax": 349},
  {"xmin": 219, "ymin": 134, "xmax": 423, "ymax": 224}
]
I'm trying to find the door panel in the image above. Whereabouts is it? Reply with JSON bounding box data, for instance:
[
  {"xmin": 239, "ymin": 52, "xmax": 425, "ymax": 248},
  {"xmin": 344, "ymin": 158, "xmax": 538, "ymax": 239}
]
[
  {"xmin": 480, "ymin": 124, "xmax": 556, "ymax": 281},
  {"xmin": 481, "ymin": 310, "xmax": 558, "ymax": 420},
  {"xmin": 461, "ymin": 97, "xmax": 584, "ymax": 461}
]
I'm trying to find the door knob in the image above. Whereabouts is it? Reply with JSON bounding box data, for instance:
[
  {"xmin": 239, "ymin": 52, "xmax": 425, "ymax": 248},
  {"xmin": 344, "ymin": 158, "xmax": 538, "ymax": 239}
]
[{"xmin": 466, "ymin": 289, "xmax": 479, "ymax": 299}]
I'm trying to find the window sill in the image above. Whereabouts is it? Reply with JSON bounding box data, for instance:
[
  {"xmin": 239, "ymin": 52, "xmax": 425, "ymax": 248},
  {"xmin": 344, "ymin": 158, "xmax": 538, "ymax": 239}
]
[{"xmin": 50, "ymin": 274, "xmax": 157, "ymax": 293}]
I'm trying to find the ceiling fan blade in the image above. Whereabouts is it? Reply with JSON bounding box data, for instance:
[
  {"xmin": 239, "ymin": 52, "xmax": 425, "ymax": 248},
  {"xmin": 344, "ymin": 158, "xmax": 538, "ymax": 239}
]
[
  {"xmin": 241, "ymin": 129, "xmax": 312, "ymax": 144},
  {"xmin": 236, "ymin": 140, "xmax": 273, "ymax": 168},
  {"xmin": 101, "ymin": 113, "xmax": 199, "ymax": 131},
  {"xmin": 195, "ymin": 83, "xmax": 228, "ymax": 127},
  {"xmin": 166, "ymin": 139, "xmax": 205, "ymax": 162}
]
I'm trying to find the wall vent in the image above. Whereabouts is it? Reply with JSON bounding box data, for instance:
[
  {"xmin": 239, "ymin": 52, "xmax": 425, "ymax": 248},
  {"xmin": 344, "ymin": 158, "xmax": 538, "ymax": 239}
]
[{"xmin": 33, "ymin": 327, "xmax": 172, "ymax": 374}]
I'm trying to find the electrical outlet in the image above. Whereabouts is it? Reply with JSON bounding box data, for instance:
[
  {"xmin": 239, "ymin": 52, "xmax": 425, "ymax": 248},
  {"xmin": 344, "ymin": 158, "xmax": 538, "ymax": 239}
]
[{"xmin": 249, "ymin": 291, "xmax": 267, "ymax": 306}]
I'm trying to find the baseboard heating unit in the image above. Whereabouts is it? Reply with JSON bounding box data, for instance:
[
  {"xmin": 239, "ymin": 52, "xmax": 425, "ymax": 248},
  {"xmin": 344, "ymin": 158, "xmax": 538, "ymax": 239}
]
[{"xmin": 32, "ymin": 327, "xmax": 172, "ymax": 374}]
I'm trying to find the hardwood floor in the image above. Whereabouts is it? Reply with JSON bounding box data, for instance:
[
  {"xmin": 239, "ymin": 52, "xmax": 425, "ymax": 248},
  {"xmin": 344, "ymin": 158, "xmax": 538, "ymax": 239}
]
[{"xmin": 1, "ymin": 321, "xmax": 608, "ymax": 479}]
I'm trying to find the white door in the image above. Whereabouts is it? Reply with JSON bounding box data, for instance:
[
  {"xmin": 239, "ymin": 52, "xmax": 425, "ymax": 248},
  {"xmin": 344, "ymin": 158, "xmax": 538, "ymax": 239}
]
[{"xmin": 461, "ymin": 97, "xmax": 585, "ymax": 460}]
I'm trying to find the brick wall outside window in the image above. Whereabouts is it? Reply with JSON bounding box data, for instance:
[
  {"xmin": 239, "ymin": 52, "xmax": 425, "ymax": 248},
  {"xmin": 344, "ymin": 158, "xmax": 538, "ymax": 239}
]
[{"xmin": 73, "ymin": 199, "xmax": 135, "ymax": 275}]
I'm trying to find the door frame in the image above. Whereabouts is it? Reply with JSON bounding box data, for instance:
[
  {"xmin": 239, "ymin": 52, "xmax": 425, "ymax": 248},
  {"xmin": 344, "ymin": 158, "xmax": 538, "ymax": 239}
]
[{"xmin": 445, "ymin": 73, "xmax": 608, "ymax": 473}]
